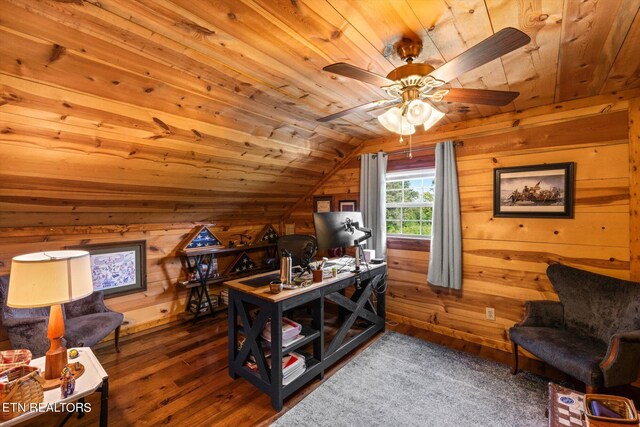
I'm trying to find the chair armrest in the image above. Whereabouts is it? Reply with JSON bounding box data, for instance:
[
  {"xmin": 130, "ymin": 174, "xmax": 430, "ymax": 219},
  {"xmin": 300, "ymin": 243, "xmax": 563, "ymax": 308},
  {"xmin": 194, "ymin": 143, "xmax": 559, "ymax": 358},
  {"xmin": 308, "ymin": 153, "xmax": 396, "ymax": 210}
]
[
  {"xmin": 2, "ymin": 316, "xmax": 48, "ymax": 328},
  {"xmin": 2, "ymin": 317, "xmax": 50, "ymax": 358},
  {"xmin": 65, "ymin": 292, "xmax": 111, "ymax": 318},
  {"xmin": 600, "ymin": 329, "xmax": 640, "ymax": 388},
  {"xmin": 518, "ymin": 301, "xmax": 564, "ymax": 328}
]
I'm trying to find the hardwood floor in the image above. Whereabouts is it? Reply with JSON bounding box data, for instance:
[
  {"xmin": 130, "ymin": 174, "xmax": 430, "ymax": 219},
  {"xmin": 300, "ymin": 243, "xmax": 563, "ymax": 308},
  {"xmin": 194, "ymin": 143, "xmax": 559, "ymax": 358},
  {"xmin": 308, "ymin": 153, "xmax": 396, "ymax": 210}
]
[{"xmin": 21, "ymin": 314, "xmax": 639, "ymax": 426}]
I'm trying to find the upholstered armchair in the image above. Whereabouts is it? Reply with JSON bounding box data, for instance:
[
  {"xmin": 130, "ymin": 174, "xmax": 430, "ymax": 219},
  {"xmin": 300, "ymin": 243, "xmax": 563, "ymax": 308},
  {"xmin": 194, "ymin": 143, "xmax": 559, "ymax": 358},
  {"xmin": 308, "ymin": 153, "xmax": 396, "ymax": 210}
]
[
  {"xmin": 0, "ymin": 275, "xmax": 124, "ymax": 357},
  {"xmin": 63, "ymin": 290, "xmax": 124, "ymax": 352},
  {"xmin": 509, "ymin": 264, "xmax": 640, "ymax": 393}
]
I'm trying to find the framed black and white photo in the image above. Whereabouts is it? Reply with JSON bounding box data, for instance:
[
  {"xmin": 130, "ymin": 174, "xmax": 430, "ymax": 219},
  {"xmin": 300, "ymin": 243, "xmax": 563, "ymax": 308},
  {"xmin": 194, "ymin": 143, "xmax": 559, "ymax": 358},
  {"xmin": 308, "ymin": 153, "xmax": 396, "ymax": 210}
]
[
  {"xmin": 313, "ymin": 195, "xmax": 333, "ymax": 213},
  {"xmin": 493, "ymin": 163, "xmax": 575, "ymax": 218},
  {"xmin": 67, "ymin": 240, "xmax": 147, "ymax": 298},
  {"xmin": 339, "ymin": 200, "xmax": 357, "ymax": 212}
]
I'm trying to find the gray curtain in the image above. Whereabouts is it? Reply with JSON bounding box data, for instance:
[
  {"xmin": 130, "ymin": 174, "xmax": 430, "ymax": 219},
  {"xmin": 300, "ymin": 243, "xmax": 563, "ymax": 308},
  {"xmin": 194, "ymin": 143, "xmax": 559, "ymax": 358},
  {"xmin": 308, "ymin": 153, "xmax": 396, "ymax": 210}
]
[
  {"xmin": 360, "ymin": 152, "xmax": 387, "ymax": 260},
  {"xmin": 427, "ymin": 141, "xmax": 462, "ymax": 289}
]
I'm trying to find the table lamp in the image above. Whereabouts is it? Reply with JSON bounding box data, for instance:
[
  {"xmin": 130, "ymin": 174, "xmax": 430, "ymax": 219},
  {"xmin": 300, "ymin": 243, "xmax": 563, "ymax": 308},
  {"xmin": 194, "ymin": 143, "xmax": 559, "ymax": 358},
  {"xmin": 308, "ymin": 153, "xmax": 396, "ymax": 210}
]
[{"xmin": 8, "ymin": 250, "xmax": 93, "ymax": 380}]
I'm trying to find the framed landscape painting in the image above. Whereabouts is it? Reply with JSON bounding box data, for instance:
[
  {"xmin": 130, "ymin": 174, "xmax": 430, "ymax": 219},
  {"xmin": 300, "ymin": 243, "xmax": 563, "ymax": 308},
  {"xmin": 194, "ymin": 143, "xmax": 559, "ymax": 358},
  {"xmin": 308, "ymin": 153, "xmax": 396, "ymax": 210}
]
[
  {"xmin": 67, "ymin": 240, "xmax": 147, "ymax": 298},
  {"xmin": 493, "ymin": 163, "xmax": 575, "ymax": 218}
]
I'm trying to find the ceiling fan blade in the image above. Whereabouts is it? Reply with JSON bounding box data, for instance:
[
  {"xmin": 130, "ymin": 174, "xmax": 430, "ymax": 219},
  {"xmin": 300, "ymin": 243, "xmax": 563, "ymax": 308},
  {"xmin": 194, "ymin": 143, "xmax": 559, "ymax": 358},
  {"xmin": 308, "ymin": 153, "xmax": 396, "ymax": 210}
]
[
  {"xmin": 323, "ymin": 63, "xmax": 396, "ymax": 87},
  {"xmin": 317, "ymin": 99, "xmax": 400, "ymax": 122},
  {"xmin": 429, "ymin": 27, "xmax": 531, "ymax": 83},
  {"xmin": 441, "ymin": 88, "xmax": 519, "ymax": 106}
]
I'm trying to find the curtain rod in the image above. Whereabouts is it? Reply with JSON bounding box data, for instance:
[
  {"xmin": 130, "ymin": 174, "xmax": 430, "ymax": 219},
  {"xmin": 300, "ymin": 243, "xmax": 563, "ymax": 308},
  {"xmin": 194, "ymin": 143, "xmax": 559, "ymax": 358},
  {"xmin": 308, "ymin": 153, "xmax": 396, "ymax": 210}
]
[
  {"xmin": 386, "ymin": 140, "xmax": 464, "ymax": 156},
  {"xmin": 360, "ymin": 140, "xmax": 464, "ymax": 159}
]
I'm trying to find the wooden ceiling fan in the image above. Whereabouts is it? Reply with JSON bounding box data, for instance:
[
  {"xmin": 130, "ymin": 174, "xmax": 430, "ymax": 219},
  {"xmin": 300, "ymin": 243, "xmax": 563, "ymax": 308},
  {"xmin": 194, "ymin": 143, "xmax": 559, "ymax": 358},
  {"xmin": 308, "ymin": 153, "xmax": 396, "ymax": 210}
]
[{"xmin": 318, "ymin": 27, "xmax": 531, "ymax": 126}]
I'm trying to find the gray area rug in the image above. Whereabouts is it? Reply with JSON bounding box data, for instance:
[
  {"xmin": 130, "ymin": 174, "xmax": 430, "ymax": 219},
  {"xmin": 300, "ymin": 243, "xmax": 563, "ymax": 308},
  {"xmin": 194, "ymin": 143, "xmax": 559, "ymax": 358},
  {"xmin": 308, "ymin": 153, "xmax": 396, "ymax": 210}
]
[{"xmin": 272, "ymin": 331, "xmax": 548, "ymax": 427}]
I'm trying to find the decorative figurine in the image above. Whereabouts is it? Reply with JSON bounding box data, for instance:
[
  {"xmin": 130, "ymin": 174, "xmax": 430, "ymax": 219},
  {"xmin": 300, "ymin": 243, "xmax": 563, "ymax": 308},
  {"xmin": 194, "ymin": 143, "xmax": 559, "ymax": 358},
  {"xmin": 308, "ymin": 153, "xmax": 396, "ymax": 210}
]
[
  {"xmin": 187, "ymin": 267, "xmax": 197, "ymax": 282},
  {"xmin": 60, "ymin": 366, "xmax": 75, "ymax": 398}
]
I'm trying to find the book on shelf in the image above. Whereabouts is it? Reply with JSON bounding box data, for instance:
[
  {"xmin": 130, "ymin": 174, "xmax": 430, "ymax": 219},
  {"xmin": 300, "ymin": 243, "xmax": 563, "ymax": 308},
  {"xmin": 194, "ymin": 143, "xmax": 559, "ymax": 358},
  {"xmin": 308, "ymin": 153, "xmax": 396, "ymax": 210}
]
[
  {"xmin": 261, "ymin": 317, "xmax": 303, "ymax": 347},
  {"xmin": 245, "ymin": 352, "xmax": 306, "ymax": 385},
  {"xmin": 220, "ymin": 288, "xmax": 229, "ymax": 305}
]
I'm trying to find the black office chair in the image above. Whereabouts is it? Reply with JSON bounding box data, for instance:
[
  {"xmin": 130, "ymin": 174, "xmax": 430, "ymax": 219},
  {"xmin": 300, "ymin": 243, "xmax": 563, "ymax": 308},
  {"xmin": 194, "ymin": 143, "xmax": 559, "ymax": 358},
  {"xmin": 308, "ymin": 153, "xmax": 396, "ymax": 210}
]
[{"xmin": 277, "ymin": 234, "xmax": 317, "ymax": 270}]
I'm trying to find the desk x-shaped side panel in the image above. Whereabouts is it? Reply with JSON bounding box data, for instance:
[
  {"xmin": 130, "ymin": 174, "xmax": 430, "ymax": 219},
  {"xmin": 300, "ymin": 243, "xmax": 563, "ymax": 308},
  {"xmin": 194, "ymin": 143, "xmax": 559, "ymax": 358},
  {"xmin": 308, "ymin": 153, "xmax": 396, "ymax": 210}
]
[
  {"xmin": 232, "ymin": 298, "xmax": 272, "ymax": 384},
  {"xmin": 324, "ymin": 274, "xmax": 385, "ymax": 356}
]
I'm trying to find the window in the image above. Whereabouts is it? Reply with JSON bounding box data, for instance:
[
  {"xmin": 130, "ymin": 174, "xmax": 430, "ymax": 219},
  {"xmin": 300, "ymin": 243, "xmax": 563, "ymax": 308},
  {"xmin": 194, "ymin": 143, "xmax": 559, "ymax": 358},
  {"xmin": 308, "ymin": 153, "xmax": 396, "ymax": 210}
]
[{"xmin": 386, "ymin": 169, "xmax": 435, "ymax": 238}]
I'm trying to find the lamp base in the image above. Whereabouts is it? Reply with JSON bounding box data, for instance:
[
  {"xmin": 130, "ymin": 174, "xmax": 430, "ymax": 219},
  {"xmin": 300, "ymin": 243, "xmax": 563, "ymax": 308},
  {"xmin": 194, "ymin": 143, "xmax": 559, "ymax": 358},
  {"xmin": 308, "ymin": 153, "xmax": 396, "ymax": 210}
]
[
  {"xmin": 44, "ymin": 339, "xmax": 68, "ymax": 380},
  {"xmin": 45, "ymin": 304, "xmax": 67, "ymax": 380},
  {"xmin": 42, "ymin": 362, "xmax": 85, "ymax": 391}
]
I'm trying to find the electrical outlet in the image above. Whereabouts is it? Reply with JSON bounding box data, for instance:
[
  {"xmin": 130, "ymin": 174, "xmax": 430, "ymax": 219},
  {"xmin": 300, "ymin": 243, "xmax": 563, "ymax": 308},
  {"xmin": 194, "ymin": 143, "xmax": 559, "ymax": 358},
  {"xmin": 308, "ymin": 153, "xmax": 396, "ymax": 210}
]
[{"xmin": 485, "ymin": 307, "xmax": 496, "ymax": 321}]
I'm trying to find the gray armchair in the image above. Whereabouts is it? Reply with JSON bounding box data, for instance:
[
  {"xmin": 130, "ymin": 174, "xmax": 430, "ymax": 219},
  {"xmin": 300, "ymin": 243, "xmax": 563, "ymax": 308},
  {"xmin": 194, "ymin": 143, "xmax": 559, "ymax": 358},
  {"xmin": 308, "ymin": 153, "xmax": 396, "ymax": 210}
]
[
  {"xmin": 0, "ymin": 275, "xmax": 124, "ymax": 357},
  {"xmin": 63, "ymin": 290, "xmax": 124, "ymax": 352},
  {"xmin": 509, "ymin": 264, "xmax": 640, "ymax": 393}
]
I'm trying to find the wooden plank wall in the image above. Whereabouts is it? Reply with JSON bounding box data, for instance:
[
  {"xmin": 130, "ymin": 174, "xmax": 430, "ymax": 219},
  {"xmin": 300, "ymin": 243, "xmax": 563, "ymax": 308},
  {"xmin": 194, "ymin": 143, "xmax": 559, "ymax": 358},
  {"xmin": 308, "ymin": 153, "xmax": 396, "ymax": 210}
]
[
  {"xmin": 0, "ymin": 220, "xmax": 274, "ymax": 350},
  {"xmin": 284, "ymin": 106, "xmax": 632, "ymax": 353}
]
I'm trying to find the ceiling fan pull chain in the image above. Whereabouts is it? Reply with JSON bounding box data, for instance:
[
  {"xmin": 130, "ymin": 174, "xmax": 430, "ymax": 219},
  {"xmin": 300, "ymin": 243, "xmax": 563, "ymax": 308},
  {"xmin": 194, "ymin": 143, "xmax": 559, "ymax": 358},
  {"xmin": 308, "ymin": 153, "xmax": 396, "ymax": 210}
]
[{"xmin": 409, "ymin": 132, "xmax": 413, "ymax": 159}]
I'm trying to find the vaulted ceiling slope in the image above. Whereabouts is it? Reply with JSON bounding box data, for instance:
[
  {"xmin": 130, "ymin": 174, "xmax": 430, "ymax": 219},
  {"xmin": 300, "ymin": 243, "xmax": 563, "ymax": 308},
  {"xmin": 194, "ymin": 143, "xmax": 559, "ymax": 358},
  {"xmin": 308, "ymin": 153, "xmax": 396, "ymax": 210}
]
[{"xmin": 0, "ymin": 0, "xmax": 639, "ymax": 227}]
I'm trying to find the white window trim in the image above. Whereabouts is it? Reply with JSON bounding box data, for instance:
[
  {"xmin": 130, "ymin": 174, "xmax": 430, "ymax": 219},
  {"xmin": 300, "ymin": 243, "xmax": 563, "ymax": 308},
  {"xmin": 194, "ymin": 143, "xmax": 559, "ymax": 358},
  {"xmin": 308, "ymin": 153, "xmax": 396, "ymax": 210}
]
[
  {"xmin": 387, "ymin": 169, "xmax": 435, "ymax": 181},
  {"xmin": 386, "ymin": 168, "xmax": 435, "ymax": 239}
]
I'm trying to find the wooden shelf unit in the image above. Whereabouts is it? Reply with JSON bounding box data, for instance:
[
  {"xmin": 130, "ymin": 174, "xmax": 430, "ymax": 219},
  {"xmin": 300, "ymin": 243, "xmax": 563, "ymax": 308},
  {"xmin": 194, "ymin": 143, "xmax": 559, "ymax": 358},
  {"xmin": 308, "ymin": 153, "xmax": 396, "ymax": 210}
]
[{"xmin": 178, "ymin": 243, "xmax": 277, "ymax": 322}]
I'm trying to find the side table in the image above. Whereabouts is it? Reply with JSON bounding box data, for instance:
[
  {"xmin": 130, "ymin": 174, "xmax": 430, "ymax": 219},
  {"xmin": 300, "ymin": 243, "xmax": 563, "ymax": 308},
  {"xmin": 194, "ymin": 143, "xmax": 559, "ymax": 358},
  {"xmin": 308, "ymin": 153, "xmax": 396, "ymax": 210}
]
[
  {"xmin": 0, "ymin": 347, "xmax": 108, "ymax": 427},
  {"xmin": 548, "ymin": 383, "xmax": 585, "ymax": 427}
]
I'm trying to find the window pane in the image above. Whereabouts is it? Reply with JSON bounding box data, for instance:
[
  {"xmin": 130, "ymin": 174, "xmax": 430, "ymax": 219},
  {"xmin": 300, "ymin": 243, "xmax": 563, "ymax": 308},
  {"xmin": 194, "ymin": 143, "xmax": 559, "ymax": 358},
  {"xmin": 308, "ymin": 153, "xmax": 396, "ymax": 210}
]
[
  {"xmin": 404, "ymin": 187, "xmax": 421, "ymax": 202},
  {"xmin": 386, "ymin": 221, "xmax": 401, "ymax": 234},
  {"xmin": 386, "ymin": 190, "xmax": 402, "ymax": 203},
  {"xmin": 421, "ymin": 222, "xmax": 432, "ymax": 236},
  {"xmin": 422, "ymin": 191, "xmax": 434, "ymax": 202},
  {"xmin": 386, "ymin": 181, "xmax": 402, "ymax": 190},
  {"xmin": 423, "ymin": 178, "xmax": 435, "ymax": 201},
  {"xmin": 403, "ymin": 207, "xmax": 420, "ymax": 220},
  {"xmin": 386, "ymin": 207, "xmax": 401, "ymax": 220},
  {"xmin": 421, "ymin": 207, "xmax": 433, "ymax": 220},
  {"xmin": 403, "ymin": 221, "xmax": 421, "ymax": 235}
]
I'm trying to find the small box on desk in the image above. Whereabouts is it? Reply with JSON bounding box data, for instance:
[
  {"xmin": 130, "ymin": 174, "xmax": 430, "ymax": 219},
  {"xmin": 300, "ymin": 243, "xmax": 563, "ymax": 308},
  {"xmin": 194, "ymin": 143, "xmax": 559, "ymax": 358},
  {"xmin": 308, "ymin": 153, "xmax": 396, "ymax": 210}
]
[{"xmin": 584, "ymin": 394, "xmax": 638, "ymax": 426}]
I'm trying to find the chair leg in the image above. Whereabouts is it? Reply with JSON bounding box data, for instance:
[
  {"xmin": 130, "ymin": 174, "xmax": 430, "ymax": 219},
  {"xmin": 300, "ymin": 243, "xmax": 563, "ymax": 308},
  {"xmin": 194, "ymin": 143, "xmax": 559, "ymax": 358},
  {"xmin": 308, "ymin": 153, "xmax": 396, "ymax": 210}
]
[
  {"xmin": 511, "ymin": 341, "xmax": 519, "ymax": 375},
  {"xmin": 586, "ymin": 385, "xmax": 597, "ymax": 394},
  {"xmin": 115, "ymin": 325, "xmax": 121, "ymax": 353}
]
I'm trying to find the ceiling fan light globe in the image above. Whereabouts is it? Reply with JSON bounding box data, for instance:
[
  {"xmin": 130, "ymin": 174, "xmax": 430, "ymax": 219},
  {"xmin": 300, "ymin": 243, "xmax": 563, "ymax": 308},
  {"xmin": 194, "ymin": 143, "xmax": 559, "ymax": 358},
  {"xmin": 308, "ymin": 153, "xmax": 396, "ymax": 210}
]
[
  {"xmin": 422, "ymin": 108, "xmax": 445, "ymax": 131},
  {"xmin": 377, "ymin": 107, "xmax": 416, "ymax": 135},
  {"xmin": 377, "ymin": 107, "xmax": 403, "ymax": 133},
  {"xmin": 406, "ymin": 99, "xmax": 432, "ymax": 126},
  {"xmin": 399, "ymin": 122, "xmax": 416, "ymax": 135}
]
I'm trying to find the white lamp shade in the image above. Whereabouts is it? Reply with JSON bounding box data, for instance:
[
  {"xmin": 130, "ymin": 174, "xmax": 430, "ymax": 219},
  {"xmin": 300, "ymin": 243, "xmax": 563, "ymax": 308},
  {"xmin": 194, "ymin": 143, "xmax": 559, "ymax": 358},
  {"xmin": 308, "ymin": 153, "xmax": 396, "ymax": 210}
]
[
  {"xmin": 377, "ymin": 107, "xmax": 416, "ymax": 135},
  {"xmin": 422, "ymin": 107, "xmax": 445, "ymax": 131},
  {"xmin": 406, "ymin": 99, "xmax": 432, "ymax": 126},
  {"xmin": 8, "ymin": 250, "xmax": 94, "ymax": 308}
]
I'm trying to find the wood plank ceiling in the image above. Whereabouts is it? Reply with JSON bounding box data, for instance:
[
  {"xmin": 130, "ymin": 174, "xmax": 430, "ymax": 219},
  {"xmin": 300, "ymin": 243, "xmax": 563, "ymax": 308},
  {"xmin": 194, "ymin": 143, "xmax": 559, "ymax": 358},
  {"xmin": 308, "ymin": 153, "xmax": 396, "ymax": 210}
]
[{"xmin": 0, "ymin": 0, "xmax": 639, "ymax": 227}]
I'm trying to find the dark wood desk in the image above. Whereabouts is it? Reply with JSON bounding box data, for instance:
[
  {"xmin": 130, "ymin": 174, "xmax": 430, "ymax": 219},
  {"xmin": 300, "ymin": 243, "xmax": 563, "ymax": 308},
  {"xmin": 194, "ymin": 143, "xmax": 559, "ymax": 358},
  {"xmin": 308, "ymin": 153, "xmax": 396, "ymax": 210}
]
[{"xmin": 226, "ymin": 263, "xmax": 387, "ymax": 410}]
